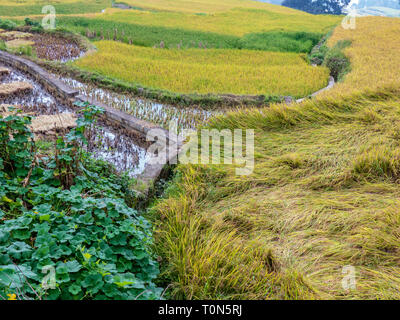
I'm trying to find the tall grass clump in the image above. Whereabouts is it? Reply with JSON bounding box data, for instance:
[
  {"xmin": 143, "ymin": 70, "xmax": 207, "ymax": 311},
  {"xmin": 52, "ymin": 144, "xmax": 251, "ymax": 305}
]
[
  {"xmin": 0, "ymin": 18, "xmax": 17, "ymax": 30},
  {"xmin": 352, "ymin": 147, "xmax": 400, "ymax": 181},
  {"xmin": 323, "ymin": 40, "xmax": 351, "ymax": 81},
  {"xmin": 239, "ymin": 31, "xmax": 322, "ymax": 53}
]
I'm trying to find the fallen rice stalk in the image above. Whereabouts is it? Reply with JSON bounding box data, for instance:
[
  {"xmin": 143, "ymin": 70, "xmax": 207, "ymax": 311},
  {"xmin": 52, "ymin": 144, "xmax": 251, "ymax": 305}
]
[
  {"xmin": 0, "ymin": 66, "xmax": 10, "ymax": 77},
  {"xmin": 5, "ymin": 39, "xmax": 35, "ymax": 49},
  {"xmin": 0, "ymin": 81, "xmax": 33, "ymax": 97},
  {"xmin": 0, "ymin": 31, "xmax": 32, "ymax": 40},
  {"xmin": 29, "ymin": 113, "xmax": 77, "ymax": 133},
  {"xmin": 1, "ymin": 106, "xmax": 77, "ymax": 134}
]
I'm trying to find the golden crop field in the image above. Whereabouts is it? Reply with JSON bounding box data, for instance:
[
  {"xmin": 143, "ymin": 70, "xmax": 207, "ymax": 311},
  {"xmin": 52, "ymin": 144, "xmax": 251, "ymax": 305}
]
[
  {"xmin": 119, "ymin": 0, "xmax": 310, "ymax": 14},
  {"xmin": 100, "ymin": 7, "xmax": 341, "ymax": 36},
  {"xmin": 0, "ymin": 0, "xmax": 81, "ymax": 5},
  {"xmin": 73, "ymin": 41, "xmax": 330, "ymax": 97},
  {"xmin": 323, "ymin": 16, "xmax": 400, "ymax": 97}
]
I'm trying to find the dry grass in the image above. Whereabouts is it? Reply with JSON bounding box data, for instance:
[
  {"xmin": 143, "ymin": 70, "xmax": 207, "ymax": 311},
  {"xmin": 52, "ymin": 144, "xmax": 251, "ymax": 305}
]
[
  {"xmin": 29, "ymin": 113, "xmax": 77, "ymax": 133},
  {"xmin": 0, "ymin": 67, "xmax": 10, "ymax": 77},
  {"xmin": 0, "ymin": 81, "xmax": 32, "ymax": 97},
  {"xmin": 5, "ymin": 39, "xmax": 35, "ymax": 49},
  {"xmin": 0, "ymin": 31, "xmax": 32, "ymax": 40},
  {"xmin": 0, "ymin": 106, "xmax": 77, "ymax": 134},
  {"xmin": 152, "ymin": 17, "xmax": 400, "ymax": 300}
]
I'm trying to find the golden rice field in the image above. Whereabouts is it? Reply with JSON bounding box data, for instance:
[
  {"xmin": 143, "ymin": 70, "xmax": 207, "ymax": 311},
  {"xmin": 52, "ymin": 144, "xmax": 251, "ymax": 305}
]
[
  {"xmin": 0, "ymin": 0, "xmax": 81, "ymax": 5},
  {"xmin": 2, "ymin": 0, "xmax": 340, "ymax": 37},
  {"xmin": 73, "ymin": 41, "xmax": 330, "ymax": 97},
  {"xmin": 321, "ymin": 16, "xmax": 400, "ymax": 98},
  {"xmin": 118, "ymin": 0, "xmax": 310, "ymax": 14},
  {"xmin": 100, "ymin": 7, "xmax": 341, "ymax": 36}
]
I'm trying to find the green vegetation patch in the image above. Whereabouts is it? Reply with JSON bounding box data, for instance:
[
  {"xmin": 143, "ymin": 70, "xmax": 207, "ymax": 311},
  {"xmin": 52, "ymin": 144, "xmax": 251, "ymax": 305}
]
[
  {"xmin": 55, "ymin": 16, "xmax": 325, "ymax": 53},
  {"xmin": 0, "ymin": 104, "xmax": 161, "ymax": 300},
  {"xmin": 239, "ymin": 31, "xmax": 322, "ymax": 53},
  {"xmin": 56, "ymin": 16, "xmax": 241, "ymax": 49},
  {"xmin": 322, "ymin": 40, "xmax": 351, "ymax": 81}
]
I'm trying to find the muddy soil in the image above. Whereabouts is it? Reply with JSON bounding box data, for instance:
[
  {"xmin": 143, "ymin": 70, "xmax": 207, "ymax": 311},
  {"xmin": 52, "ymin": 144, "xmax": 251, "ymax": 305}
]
[
  {"xmin": 0, "ymin": 31, "xmax": 83, "ymax": 62},
  {"xmin": 31, "ymin": 33, "xmax": 83, "ymax": 62}
]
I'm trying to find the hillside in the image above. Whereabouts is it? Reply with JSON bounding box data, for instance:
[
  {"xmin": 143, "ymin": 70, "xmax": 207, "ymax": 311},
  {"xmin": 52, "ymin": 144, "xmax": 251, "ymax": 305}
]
[{"xmin": 2, "ymin": 0, "xmax": 400, "ymax": 302}]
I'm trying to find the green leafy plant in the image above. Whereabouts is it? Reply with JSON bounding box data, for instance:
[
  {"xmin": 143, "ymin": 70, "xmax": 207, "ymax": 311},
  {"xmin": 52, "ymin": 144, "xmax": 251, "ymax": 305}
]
[
  {"xmin": 0, "ymin": 113, "xmax": 34, "ymax": 176},
  {"xmin": 0, "ymin": 41, "xmax": 6, "ymax": 51},
  {"xmin": 24, "ymin": 17, "xmax": 43, "ymax": 30},
  {"xmin": 51, "ymin": 102, "xmax": 103, "ymax": 189},
  {"xmin": 0, "ymin": 19, "xmax": 17, "ymax": 31},
  {"xmin": 323, "ymin": 40, "xmax": 351, "ymax": 81},
  {"xmin": 0, "ymin": 105, "xmax": 162, "ymax": 300}
]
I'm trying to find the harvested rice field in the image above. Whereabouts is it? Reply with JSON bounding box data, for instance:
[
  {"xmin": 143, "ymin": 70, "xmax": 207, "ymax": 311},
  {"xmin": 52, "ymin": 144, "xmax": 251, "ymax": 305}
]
[{"xmin": 0, "ymin": 29, "xmax": 83, "ymax": 61}]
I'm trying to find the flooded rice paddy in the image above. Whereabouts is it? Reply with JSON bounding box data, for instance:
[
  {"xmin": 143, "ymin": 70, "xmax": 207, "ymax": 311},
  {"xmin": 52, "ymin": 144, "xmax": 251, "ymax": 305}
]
[
  {"xmin": 58, "ymin": 76, "xmax": 217, "ymax": 131},
  {"xmin": 0, "ymin": 64, "xmax": 150, "ymax": 176}
]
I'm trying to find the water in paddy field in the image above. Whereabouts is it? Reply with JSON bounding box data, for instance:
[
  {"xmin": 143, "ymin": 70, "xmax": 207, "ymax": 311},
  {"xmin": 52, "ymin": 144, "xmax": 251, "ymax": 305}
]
[
  {"xmin": 57, "ymin": 76, "xmax": 217, "ymax": 132},
  {"xmin": 0, "ymin": 64, "xmax": 150, "ymax": 177},
  {"xmin": 1, "ymin": 67, "xmax": 59, "ymax": 109}
]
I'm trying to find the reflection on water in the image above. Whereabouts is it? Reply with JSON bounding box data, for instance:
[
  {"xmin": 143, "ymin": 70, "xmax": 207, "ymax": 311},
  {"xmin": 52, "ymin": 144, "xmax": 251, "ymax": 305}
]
[
  {"xmin": 58, "ymin": 76, "xmax": 217, "ymax": 131},
  {"xmin": 0, "ymin": 65, "xmax": 149, "ymax": 177}
]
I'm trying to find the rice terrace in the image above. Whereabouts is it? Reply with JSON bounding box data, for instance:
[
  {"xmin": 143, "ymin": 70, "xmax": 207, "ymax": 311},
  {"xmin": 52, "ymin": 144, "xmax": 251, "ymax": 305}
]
[{"xmin": 1, "ymin": 0, "xmax": 400, "ymax": 306}]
